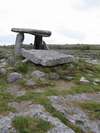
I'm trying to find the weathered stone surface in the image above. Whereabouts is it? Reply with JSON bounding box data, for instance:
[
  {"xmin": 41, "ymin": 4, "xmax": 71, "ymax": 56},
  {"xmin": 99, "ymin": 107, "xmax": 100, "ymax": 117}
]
[
  {"xmin": 31, "ymin": 70, "xmax": 47, "ymax": 79},
  {"xmin": 7, "ymin": 85, "xmax": 25, "ymax": 96},
  {"xmin": 0, "ymin": 113, "xmax": 15, "ymax": 133},
  {"xmin": 49, "ymin": 95, "xmax": 100, "ymax": 133},
  {"xmin": 15, "ymin": 33, "xmax": 24, "ymax": 55},
  {"xmin": 0, "ymin": 104, "xmax": 75, "ymax": 133},
  {"xmin": 7, "ymin": 56, "xmax": 15, "ymax": 65},
  {"xmin": 11, "ymin": 28, "xmax": 51, "ymax": 37},
  {"xmin": 94, "ymin": 78, "xmax": 100, "ymax": 84},
  {"xmin": 26, "ymin": 79, "xmax": 36, "ymax": 87},
  {"xmin": 7, "ymin": 72, "xmax": 22, "ymax": 83},
  {"xmin": 0, "ymin": 59, "xmax": 7, "ymax": 68},
  {"xmin": 21, "ymin": 49, "xmax": 74, "ymax": 66},
  {"xmin": 0, "ymin": 68, "xmax": 6, "ymax": 75}
]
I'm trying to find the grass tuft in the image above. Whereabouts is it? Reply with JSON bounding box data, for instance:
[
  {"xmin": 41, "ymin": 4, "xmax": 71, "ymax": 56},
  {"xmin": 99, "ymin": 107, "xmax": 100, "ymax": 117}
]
[{"xmin": 12, "ymin": 116, "xmax": 52, "ymax": 133}]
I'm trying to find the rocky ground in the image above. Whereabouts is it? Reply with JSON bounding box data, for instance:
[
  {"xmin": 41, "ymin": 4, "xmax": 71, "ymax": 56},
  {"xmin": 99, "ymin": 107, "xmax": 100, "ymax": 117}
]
[{"xmin": 0, "ymin": 46, "xmax": 100, "ymax": 133}]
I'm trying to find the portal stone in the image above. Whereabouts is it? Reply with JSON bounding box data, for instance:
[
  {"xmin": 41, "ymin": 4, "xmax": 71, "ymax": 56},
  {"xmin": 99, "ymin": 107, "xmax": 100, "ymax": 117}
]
[{"xmin": 15, "ymin": 33, "xmax": 24, "ymax": 55}]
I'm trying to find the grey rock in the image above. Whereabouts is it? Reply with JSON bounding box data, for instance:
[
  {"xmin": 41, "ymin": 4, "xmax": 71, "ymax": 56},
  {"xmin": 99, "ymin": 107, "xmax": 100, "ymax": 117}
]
[
  {"xmin": 31, "ymin": 70, "xmax": 47, "ymax": 79},
  {"xmin": 80, "ymin": 77, "xmax": 90, "ymax": 84},
  {"xmin": 0, "ymin": 68, "xmax": 6, "ymax": 75},
  {"xmin": 26, "ymin": 79, "xmax": 36, "ymax": 87},
  {"xmin": 11, "ymin": 28, "xmax": 51, "ymax": 37},
  {"xmin": 49, "ymin": 96, "xmax": 100, "ymax": 133},
  {"xmin": 7, "ymin": 72, "xmax": 22, "ymax": 83},
  {"xmin": 15, "ymin": 33, "xmax": 24, "ymax": 55},
  {"xmin": 0, "ymin": 61, "xmax": 7, "ymax": 68},
  {"xmin": 49, "ymin": 73, "xmax": 60, "ymax": 80},
  {"xmin": 7, "ymin": 85, "xmax": 26, "ymax": 96},
  {"xmin": 0, "ymin": 103, "xmax": 75, "ymax": 133},
  {"xmin": 0, "ymin": 59, "xmax": 6, "ymax": 63},
  {"xmin": 94, "ymin": 78, "xmax": 100, "ymax": 84},
  {"xmin": 21, "ymin": 49, "xmax": 74, "ymax": 66},
  {"xmin": 7, "ymin": 56, "xmax": 15, "ymax": 65},
  {"xmin": 0, "ymin": 113, "xmax": 15, "ymax": 133},
  {"xmin": 22, "ymin": 58, "xmax": 28, "ymax": 63}
]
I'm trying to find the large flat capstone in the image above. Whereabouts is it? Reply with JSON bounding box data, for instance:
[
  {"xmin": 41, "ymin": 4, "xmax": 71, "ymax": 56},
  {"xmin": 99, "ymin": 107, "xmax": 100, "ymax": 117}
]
[
  {"xmin": 11, "ymin": 28, "xmax": 51, "ymax": 37},
  {"xmin": 21, "ymin": 48, "xmax": 74, "ymax": 66}
]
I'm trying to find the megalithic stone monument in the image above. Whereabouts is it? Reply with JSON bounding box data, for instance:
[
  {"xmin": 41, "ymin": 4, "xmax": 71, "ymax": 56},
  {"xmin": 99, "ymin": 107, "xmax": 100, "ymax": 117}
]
[
  {"xmin": 11, "ymin": 28, "xmax": 52, "ymax": 55},
  {"xmin": 11, "ymin": 28, "xmax": 74, "ymax": 66}
]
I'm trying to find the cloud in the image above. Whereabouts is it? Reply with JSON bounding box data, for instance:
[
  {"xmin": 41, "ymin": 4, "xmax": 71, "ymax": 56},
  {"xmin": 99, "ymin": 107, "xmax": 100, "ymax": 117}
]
[
  {"xmin": 0, "ymin": 0, "xmax": 100, "ymax": 44},
  {"xmin": 73, "ymin": 0, "xmax": 100, "ymax": 10},
  {"xmin": 58, "ymin": 29, "xmax": 85, "ymax": 40}
]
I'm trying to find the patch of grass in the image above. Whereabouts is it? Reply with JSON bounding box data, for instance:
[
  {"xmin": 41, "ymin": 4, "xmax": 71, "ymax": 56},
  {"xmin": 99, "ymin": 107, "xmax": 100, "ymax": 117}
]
[
  {"xmin": 0, "ymin": 101, "xmax": 16, "ymax": 114},
  {"xmin": 0, "ymin": 79, "xmax": 8, "ymax": 92},
  {"xmin": 0, "ymin": 92, "xmax": 15, "ymax": 114},
  {"xmin": 16, "ymin": 91, "xmax": 43, "ymax": 102},
  {"xmin": 36, "ymin": 79, "xmax": 55, "ymax": 87},
  {"xmin": 79, "ymin": 101, "xmax": 100, "ymax": 120},
  {"xmin": 12, "ymin": 116, "xmax": 52, "ymax": 133},
  {"xmin": 15, "ymin": 63, "xmax": 29, "ymax": 73},
  {"xmin": 65, "ymin": 84, "xmax": 100, "ymax": 94}
]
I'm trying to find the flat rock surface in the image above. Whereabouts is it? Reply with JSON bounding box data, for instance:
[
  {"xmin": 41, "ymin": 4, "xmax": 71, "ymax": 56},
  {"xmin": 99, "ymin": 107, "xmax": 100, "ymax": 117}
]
[
  {"xmin": 49, "ymin": 93, "xmax": 100, "ymax": 133},
  {"xmin": 11, "ymin": 28, "xmax": 51, "ymax": 37},
  {"xmin": 21, "ymin": 49, "xmax": 74, "ymax": 66},
  {"xmin": 0, "ymin": 104, "xmax": 75, "ymax": 133}
]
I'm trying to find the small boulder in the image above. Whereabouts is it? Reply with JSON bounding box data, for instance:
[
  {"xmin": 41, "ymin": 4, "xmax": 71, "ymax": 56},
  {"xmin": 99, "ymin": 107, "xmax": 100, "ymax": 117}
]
[
  {"xmin": 94, "ymin": 78, "xmax": 100, "ymax": 84},
  {"xmin": 26, "ymin": 79, "xmax": 36, "ymax": 87},
  {"xmin": 0, "ymin": 68, "xmax": 7, "ymax": 75},
  {"xmin": 80, "ymin": 77, "xmax": 90, "ymax": 84},
  {"xmin": 7, "ymin": 72, "xmax": 22, "ymax": 83},
  {"xmin": 31, "ymin": 70, "xmax": 47, "ymax": 79}
]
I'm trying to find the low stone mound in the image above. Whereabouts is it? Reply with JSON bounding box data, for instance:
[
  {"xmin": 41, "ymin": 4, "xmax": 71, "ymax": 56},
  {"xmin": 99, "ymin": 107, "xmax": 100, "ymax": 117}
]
[{"xmin": 21, "ymin": 48, "xmax": 74, "ymax": 66}]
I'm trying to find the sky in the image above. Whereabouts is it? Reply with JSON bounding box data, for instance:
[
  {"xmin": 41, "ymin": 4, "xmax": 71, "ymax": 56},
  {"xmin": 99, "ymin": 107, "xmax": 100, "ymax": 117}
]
[{"xmin": 0, "ymin": 0, "xmax": 100, "ymax": 45}]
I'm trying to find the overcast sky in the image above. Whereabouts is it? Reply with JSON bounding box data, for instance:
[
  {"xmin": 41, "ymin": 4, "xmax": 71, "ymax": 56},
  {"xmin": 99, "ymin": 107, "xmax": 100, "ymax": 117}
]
[{"xmin": 0, "ymin": 0, "xmax": 100, "ymax": 45}]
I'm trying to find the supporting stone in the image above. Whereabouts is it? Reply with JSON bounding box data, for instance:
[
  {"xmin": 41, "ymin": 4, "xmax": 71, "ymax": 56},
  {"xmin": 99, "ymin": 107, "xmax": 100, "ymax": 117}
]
[
  {"xmin": 33, "ymin": 36, "xmax": 48, "ymax": 50},
  {"xmin": 34, "ymin": 35, "xmax": 42, "ymax": 49},
  {"xmin": 15, "ymin": 33, "xmax": 24, "ymax": 55}
]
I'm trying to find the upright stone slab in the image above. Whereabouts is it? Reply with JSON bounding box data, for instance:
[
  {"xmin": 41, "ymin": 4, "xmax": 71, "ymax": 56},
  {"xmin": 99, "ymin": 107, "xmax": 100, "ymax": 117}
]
[
  {"xmin": 21, "ymin": 48, "xmax": 74, "ymax": 66},
  {"xmin": 15, "ymin": 33, "xmax": 24, "ymax": 55}
]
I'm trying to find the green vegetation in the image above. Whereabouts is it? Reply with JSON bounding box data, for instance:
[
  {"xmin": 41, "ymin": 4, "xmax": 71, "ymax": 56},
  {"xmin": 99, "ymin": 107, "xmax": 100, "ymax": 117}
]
[
  {"xmin": 12, "ymin": 116, "xmax": 52, "ymax": 133},
  {"xmin": 79, "ymin": 101, "xmax": 100, "ymax": 120},
  {"xmin": 0, "ymin": 79, "xmax": 8, "ymax": 92},
  {"xmin": 0, "ymin": 92, "xmax": 15, "ymax": 114},
  {"xmin": 15, "ymin": 63, "xmax": 29, "ymax": 73},
  {"xmin": 65, "ymin": 84, "xmax": 100, "ymax": 94}
]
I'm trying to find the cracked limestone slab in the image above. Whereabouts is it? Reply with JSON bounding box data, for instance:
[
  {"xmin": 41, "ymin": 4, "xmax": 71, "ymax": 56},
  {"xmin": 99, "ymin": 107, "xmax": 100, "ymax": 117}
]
[
  {"xmin": 0, "ymin": 104, "xmax": 75, "ymax": 133},
  {"xmin": 49, "ymin": 96, "xmax": 100, "ymax": 133},
  {"xmin": 21, "ymin": 48, "xmax": 74, "ymax": 66}
]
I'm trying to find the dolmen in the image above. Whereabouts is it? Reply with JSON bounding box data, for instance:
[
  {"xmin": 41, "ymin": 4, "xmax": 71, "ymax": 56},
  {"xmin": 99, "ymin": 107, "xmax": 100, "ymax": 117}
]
[
  {"xmin": 12, "ymin": 28, "xmax": 74, "ymax": 66},
  {"xmin": 11, "ymin": 28, "xmax": 51, "ymax": 55}
]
